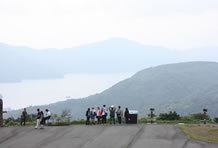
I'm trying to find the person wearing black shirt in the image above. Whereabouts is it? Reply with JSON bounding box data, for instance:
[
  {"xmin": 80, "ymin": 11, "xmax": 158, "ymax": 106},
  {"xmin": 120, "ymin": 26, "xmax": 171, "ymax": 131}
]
[
  {"xmin": 116, "ymin": 106, "xmax": 123, "ymax": 124},
  {"xmin": 86, "ymin": 108, "xmax": 90, "ymax": 125},
  {"xmin": 21, "ymin": 108, "xmax": 27, "ymax": 126},
  {"xmin": 124, "ymin": 108, "xmax": 129, "ymax": 124},
  {"xmin": 35, "ymin": 109, "xmax": 41, "ymax": 129}
]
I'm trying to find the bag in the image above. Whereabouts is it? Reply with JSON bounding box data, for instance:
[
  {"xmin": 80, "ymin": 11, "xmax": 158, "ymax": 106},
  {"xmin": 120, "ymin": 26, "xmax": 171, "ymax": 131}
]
[
  {"xmin": 117, "ymin": 109, "xmax": 121, "ymax": 115},
  {"xmin": 47, "ymin": 116, "xmax": 51, "ymax": 120},
  {"xmin": 110, "ymin": 111, "xmax": 115, "ymax": 118}
]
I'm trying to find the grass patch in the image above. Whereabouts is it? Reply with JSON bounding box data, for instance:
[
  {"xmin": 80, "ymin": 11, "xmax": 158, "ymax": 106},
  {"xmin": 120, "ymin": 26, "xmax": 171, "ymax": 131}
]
[
  {"xmin": 179, "ymin": 125, "xmax": 218, "ymax": 144},
  {"xmin": 155, "ymin": 120, "xmax": 201, "ymax": 124},
  {"xmin": 138, "ymin": 118, "xmax": 202, "ymax": 124}
]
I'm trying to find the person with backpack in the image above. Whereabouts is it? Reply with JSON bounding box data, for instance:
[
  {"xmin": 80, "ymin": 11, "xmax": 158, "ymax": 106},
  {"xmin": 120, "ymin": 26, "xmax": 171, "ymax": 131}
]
[
  {"xmin": 124, "ymin": 108, "xmax": 129, "ymax": 124},
  {"xmin": 21, "ymin": 108, "xmax": 27, "ymax": 126},
  {"xmin": 90, "ymin": 107, "xmax": 96, "ymax": 124},
  {"xmin": 101, "ymin": 105, "xmax": 108, "ymax": 124},
  {"xmin": 109, "ymin": 105, "xmax": 116, "ymax": 125},
  {"xmin": 40, "ymin": 111, "xmax": 45, "ymax": 129},
  {"xmin": 96, "ymin": 107, "xmax": 102, "ymax": 124},
  {"xmin": 35, "ymin": 109, "xmax": 41, "ymax": 129},
  {"xmin": 116, "ymin": 106, "xmax": 123, "ymax": 124},
  {"xmin": 86, "ymin": 108, "xmax": 90, "ymax": 125}
]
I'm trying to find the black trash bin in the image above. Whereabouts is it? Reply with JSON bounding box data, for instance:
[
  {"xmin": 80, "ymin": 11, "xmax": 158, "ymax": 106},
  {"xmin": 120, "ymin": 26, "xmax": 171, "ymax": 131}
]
[{"xmin": 127, "ymin": 110, "xmax": 138, "ymax": 124}]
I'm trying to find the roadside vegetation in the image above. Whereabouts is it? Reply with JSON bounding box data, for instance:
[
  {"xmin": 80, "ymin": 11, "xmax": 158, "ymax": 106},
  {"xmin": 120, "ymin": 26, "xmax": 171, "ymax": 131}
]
[
  {"xmin": 139, "ymin": 111, "xmax": 217, "ymax": 124},
  {"xmin": 3, "ymin": 111, "xmax": 218, "ymax": 126}
]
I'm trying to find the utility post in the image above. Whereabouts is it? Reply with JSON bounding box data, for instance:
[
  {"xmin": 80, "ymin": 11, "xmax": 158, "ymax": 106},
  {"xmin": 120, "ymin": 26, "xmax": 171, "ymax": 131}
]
[
  {"xmin": 0, "ymin": 98, "xmax": 3, "ymax": 126},
  {"xmin": 203, "ymin": 108, "xmax": 208, "ymax": 125},
  {"xmin": 150, "ymin": 108, "xmax": 155, "ymax": 124},
  {"xmin": 0, "ymin": 95, "xmax": 7, "ymax": 127}
]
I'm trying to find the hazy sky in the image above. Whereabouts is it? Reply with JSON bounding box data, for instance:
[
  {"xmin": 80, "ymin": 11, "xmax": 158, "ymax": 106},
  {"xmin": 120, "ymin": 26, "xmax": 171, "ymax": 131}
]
[{"xmin": 0, "ymin": 0, "xmax": 218, "ymax": 49}]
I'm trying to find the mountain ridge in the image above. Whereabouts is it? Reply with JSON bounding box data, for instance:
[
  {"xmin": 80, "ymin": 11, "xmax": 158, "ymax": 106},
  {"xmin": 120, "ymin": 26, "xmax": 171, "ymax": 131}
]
[
  {"xmin": 1, "ymin": 38, "xmax": 218, "ymax": 83},
  {"xmin": 5, "ymin": 61, "xmax": 218, "ymax": 119}
]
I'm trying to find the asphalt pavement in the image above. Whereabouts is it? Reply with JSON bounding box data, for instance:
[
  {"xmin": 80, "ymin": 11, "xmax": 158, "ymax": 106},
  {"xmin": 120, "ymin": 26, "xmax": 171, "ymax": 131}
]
[{"xmin": 0, "ymin": 124, "xmax": 217, "ymax": 148}]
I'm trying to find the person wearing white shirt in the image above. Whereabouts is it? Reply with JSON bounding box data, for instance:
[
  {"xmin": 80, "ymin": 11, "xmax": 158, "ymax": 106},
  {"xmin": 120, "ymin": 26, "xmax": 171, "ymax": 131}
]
[{"xmin": 45, "ymin": 109, "xmax": 51, "ymax": 124}]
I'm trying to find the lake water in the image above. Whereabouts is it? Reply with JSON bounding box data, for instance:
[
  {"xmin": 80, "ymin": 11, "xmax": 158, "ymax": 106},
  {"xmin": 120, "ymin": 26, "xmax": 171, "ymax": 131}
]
[{"xmin": 0, "ymin": 73, "xmax": 133, "ymax": 109}]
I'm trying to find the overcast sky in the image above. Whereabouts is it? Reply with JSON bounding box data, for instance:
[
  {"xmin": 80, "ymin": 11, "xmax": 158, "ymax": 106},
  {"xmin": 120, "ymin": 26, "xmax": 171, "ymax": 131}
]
[{"xmin": 0, "ymin": 0, "xmax": 218, "ymax": 49}]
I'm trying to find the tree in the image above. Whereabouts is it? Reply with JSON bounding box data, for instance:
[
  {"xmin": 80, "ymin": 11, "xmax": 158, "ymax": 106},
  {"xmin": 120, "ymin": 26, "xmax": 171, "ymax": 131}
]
[
  {"xmin": 4, "ymin": 117, "xmax": 16, "ymax": 125},
  {"xmin": 214, "ymin": 117, "xmax": 218, "ymax": 123},
  {"xmin": 26, "ymin": 114, "xmax": 37, "ymax": 122},
  {"xmin": 191, "ymin": 113, "xmax": 210, "ymax": 120},
  {"xmin": 50, "ymin": 114, "xmax": 58, "ymax": 123},
  {"xmin": 157, "ymin": 111, "xmax": 180, "ymax": 120},
  {"xmin": 60, "ymin": 110, "xmax": 72, "ymax": 122}
]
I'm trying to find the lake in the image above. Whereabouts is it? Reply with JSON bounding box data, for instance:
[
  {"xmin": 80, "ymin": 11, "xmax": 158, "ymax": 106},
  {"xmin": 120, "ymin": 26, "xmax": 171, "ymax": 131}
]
[{"xmin": 0, "ymin": 73, "xmax": 133, "ymax": 110}]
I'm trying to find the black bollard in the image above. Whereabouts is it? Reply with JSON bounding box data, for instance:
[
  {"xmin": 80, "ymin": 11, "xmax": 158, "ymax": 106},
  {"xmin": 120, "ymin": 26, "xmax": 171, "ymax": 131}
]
[
  {"xmin": 150, "ymin": 108, "xmax": 155, "ymax": 124},
  {"xmin": 203, "ymin": 109, "xmax": 208, "ymax": 125}
]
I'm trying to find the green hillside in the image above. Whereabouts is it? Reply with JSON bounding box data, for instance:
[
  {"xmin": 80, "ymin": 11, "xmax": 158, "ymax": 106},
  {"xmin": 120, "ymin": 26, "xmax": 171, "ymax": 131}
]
[{"xmin": 5, "ymin": 61, "xmax": 218, "ymax": 119}]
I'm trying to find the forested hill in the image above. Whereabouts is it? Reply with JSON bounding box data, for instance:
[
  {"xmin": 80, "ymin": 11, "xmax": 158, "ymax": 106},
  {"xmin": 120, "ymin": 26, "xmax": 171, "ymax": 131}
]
[{"xmin": 5, "ymin": 62, "xmax": 218, "ymax": 119}]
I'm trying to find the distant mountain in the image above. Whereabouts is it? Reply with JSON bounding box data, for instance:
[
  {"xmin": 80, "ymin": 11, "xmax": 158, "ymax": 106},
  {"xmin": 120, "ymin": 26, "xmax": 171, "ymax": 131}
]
[
  {"xmin": 5, "ymin": 62, "xmax": 218, "ymax": 119},
  {"xmin": 1, "ymin": 38, "xmax": 218, "ymax": 83},
  {"xmin": 3, "ymin": 107, "xmax": 13, "ymax": 112}
]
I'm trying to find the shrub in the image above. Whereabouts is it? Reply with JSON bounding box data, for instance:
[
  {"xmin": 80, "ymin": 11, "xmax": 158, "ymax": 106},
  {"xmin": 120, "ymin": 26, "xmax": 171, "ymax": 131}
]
[
  {"xmin": 157, "ymin": 111, "xmax": 180, "ymax": 120},
  {"xmin": 71, "ymin": 120, "xmax": 86, "ymax": 125},
  {"xmin": 47, "ymin": 122, "xmax": 71, "ymax": 126},
  {"xmin": 4, "ymin": 117, "xmax": 16, "ymax": 125},
  {"xmin": 180, "ymin": 116, "xmax": 193, "ymax": 121},
  {"xmin": 191, "ymin": 113, "xmax": 210, "ymax": 120},
  {"xmin": 60, "ymin": 110, "xmax": 72, "ymax": 122},
  {"xmin": 214, "ymin": 117, "xmax": 218, "ymax": 123},
  {"xmin": 6, "ymin": 120, "xmax": 19, "ymax": 126},
  {"xmin": 138, "ymin": 118, "xmax": 148, "ymax": 123}
]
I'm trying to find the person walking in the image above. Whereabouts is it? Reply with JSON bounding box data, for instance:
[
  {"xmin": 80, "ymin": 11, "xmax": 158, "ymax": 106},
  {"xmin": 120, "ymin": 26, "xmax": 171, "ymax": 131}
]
[
  {"xmin": 35, "ymin": 109, "xmax": 41, "ymax": 129},
  {"xmin": 101, "ymin": 105, "xmax": 108, "ymax": 124},
  {"xmin": 124, "ymin": 108, "xmax": 129, "ymax": 124},
  {"xmin": 40, "ymin": 111, "xmax": 45, "ymax": 129},
  {"xmin": 21, "ymin": 108, "xmax": 27, "ymax": 126},
  {"xmin": 45, "ymin": 109, "xmax": 51, "ymax": 124},
  {"xmin": 86, "ymin": 108, "xmax": 90, "ymax": 125},
  {"xmin": 109, "ymin": 105, "xmax": 116, "ymax": 125},
  {"xmin": 116, "ymin": 106, "xmax": 123, "ymax": 124},
  {"xmin": 96, "ymin": 107, "xmax": 102, "ymax": 124},
  {"xmin": 90, "ymin": 107, "xmax": 96, "ymax": 124}
]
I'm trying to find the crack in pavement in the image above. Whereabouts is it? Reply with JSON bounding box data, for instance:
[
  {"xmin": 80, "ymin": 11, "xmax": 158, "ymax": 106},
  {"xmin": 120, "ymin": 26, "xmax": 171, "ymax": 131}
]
[
  {"xmin": 124, "ymin": 124, "xmax": 145, "ymax": 148},
  {"xmin": 78, "ymin": 126, "xmax": 107, "ymax": 148},
  {"xmin": 0, "ymin": 127, "xmax": 33, "ymax": 144},
  {"xmin": 38, "ymin": 126, "xmax": 76, "ymax": 148}
]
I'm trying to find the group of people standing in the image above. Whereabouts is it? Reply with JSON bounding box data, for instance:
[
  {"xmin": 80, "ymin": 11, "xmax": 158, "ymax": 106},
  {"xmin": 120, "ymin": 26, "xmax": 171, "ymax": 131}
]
[
  {"xmin": 35, "ymin": 108, "xmax": 51, "ymax": 129},
  {"xmin": 85, "ymin": 105, "xmax": 129, "ymax": 125}
]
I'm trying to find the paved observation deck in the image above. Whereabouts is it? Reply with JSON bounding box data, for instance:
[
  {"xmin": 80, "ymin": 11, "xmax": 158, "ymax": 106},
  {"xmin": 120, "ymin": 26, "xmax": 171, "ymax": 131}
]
[{"xmin": 0, "ymin": 124, "xmax": 217, "ymax": 148}]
